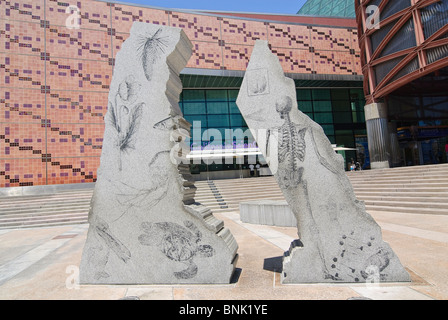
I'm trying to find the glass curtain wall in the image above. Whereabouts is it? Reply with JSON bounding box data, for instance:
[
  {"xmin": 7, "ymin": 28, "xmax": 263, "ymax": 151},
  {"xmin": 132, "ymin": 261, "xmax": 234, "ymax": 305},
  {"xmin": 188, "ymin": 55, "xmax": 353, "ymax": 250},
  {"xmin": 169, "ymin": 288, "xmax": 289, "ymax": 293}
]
[{"xmin": 179, "ymin": 88, "xmax": 366, "ymax": 173}]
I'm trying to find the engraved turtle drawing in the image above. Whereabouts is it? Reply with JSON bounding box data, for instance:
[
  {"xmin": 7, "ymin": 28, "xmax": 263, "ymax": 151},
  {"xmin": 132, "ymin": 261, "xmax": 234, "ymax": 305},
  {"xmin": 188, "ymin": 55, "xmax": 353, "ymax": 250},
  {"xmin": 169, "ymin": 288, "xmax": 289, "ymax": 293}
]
[{"xmin": 138, "ymin": 221, "xmax": 215, "ymax": 279}]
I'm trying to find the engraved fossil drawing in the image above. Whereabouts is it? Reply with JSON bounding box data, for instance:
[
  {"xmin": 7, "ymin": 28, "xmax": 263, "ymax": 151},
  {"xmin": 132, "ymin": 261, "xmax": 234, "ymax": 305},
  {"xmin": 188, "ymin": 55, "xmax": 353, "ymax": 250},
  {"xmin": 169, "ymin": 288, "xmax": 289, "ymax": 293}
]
[
  {"xmin": 137, "ymin": 28, "xmax": 169, "ymax": 82},
  {"xmin": 88, "ymin": 216, "xmax": 131, "ymax": 280},
  {"xmin": 247, "ymin": 69, "xmax": 269, "ymax": 96},
  {"xmin": 109, "ymin": 150, "xmax": 171, "ymax": 222},
  {"xmin": 138, "ymin": 221, "xmax": 215, "ymax": 279},
  {"xmin": 109, "ymin": 75, "xmax": 144, "ymax": 171},
  {"xmin": 266, "ymin": 96, "xmax": 307, "ymax": 188},
  {"xmin": 266, "ymin": 95, "xmax": 340, "ymax": 277},
  {"xmin": 266, "ymin": 96, "xmax": 341, "ymax": 187},
  {"xmin": 153, "ymin": 116, "xmax": 175, "ymax": 131},
  {"xmin": 327, "ymin": 230, "xmax": 391, "ymax": 282}
]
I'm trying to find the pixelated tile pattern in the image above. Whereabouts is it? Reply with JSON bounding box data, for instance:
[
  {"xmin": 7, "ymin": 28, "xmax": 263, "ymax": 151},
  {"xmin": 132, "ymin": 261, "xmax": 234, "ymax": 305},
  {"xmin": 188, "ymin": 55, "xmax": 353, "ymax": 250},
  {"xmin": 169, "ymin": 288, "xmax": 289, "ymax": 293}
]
[
  {"xmin": 267, "ymin": 23, "xmax": 361, "ymax": 75},
  {"xmin": 1, "ymin": 0, "xmax": 361, "ymax": 187},
  {"xmin": 46, "ymin": 90, "xmax": 108, "ymax": 124},
  {"xmin": 0, "ymin": 88, "xmax": 46, "ymax": 123},
  {"xmin": 1, "ymin": 0, "xmax": 114, "ymax": 187},
  {"xmin": 46, "ymin": 124, "xmax": 104, "ymax": 158}
]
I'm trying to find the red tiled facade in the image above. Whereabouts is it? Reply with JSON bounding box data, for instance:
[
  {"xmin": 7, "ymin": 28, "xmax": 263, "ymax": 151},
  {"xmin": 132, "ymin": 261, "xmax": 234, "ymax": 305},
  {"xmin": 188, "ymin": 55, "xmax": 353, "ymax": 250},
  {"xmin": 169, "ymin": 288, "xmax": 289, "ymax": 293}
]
[{"xmin": 0, "ymin": 0, "xmax": 362, "ymax": 187}]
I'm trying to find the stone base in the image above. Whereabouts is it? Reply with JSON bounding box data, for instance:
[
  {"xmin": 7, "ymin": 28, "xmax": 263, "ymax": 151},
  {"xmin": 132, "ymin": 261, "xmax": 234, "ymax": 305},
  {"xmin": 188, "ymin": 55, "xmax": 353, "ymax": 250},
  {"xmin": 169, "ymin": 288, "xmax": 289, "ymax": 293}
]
[
  {"xmin": 371, "ymin": 161, "xmax": 390, "ymax": 170},
  {"xmin": 239, "ymin": 200, "xmax": 297, "ymax": 227},
  {"xmin": 281, "ymin": 237, "xmax": 411, "ymax": 284}
]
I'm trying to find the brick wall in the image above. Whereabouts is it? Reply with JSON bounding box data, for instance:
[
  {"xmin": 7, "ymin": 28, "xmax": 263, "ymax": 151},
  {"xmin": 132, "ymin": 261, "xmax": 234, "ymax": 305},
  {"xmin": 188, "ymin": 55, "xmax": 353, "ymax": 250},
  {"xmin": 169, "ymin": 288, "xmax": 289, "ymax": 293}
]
[{"xmin": 0, "ymin": 0, "xmax": 361, "ymax": 187}]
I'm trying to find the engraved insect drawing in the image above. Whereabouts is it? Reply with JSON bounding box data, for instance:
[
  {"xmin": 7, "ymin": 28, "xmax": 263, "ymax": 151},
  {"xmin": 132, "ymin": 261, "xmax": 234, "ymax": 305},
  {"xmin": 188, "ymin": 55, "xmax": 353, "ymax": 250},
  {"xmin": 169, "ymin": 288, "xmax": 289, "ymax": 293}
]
[
  {"xmin": 137, "ymin": 28, "xmax": 169, "ymax": 82},
  {"xmin": 138, "ymin": 221, "xmax": 215, "ymax": 280}
]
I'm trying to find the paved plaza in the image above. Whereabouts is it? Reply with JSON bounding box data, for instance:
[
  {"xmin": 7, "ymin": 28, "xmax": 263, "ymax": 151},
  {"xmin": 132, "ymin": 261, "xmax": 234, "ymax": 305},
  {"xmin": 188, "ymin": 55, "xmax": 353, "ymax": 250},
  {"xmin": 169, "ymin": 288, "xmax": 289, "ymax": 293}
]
[{"xmin": 0, "ymin": 207, "xmax": 447, "ymax": 300}]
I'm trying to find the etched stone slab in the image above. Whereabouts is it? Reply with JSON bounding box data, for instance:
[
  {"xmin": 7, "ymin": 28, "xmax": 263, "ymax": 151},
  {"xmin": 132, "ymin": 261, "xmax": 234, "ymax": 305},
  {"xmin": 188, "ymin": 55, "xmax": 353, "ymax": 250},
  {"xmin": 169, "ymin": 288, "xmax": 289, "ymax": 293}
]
[
  {"xmin": 236, "ymin": 40, "xmax": 410, "ymax": 284},
  {"xmin": 79, "ymin": 22, "xmax": 238, "ymax": 284}
]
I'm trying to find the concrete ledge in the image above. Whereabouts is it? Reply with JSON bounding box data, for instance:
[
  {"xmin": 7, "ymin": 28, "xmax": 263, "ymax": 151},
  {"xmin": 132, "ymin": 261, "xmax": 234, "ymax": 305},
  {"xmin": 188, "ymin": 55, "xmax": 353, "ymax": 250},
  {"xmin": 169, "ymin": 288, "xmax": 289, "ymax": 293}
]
[
  {"xmin": 0, "ymin": 183, "xmax": 95, "ymax": 198},
  {"xmin": 239, "ymin": 200, "xmax": 296, "ymax": 227},
  {"xmin": 371, "ymin": 161, "xmax": 390, "ymax": 170},
  {"xmin": 364, "ymin": 102, "xmax": 387, "ymax": 121}
]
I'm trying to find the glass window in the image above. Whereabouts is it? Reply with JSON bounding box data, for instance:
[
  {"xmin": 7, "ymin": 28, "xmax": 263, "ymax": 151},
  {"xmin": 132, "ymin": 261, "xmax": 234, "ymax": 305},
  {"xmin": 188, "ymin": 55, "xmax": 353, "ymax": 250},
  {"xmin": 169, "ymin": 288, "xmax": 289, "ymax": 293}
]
[
  {"xmin": 333, "ymin": 112, "xmax": 353, "ymax": 124},
  {"xmin": 312, "ymin": 89, "xmax": 331, "ymax": 100},
  {"xmin": 229, "ymin": 101, "xmax": 241, "ymax": 114},
  {"xmin": 333, "ymin": 100, "xmax": 350, "ymax": 112},
  {"xmin": 228, "ymin": 90, "xmax": 239, "ymax": 101},
  {"xmin": 314, "ymin": 112, "xmax": 333, "ymax": 124},
  {"xmin": 296, "ymin": 89, "xmax": 312, "ymax": 100},
  {"xmin": 335, "ymin": 131, "xmax": 355, "ymax": 147},
  {"xmin": 298, "ymin": 100, "xmax": 313, "ymax": 112},
  {"xmin": 331, "ymin": 89, "xmax": 349, "ymax": 101},
  {"xmin": 350, "ymin": 88, "xmax": 364, "ymax": 98},
  {"xmin": 421, "ymin": 1, "xmax": 448, "ymax": 39},
  {"xmin": 206, "ymin": 90, "xmax": 228, "ymax": 102},
  {"xmin": 381, "ymin": 0, "xmax": 411, "ymax": 20},
  {"xmin": 207, "ymin": 114, "xmax": 230, "ymax": 128},
  {"xmin": 183, "ymin": 90, "xmax": 205, "ymax": 102},
  {"xmin": 313, "ymin": 101, "xmax": 332, "ymax": 112},
  {"xmin": 321, "ymin": 124, "xmax": 335, "ymax": 136},
  {"xmin": 184, "ymin": 115, "xmax": 207, "ymax": 128},
  {"xmin": 230, "ymin": 114, "xmax": 246, "ymax": 127},
  {"xmin": 207, "ymin": 102, "xmax": 229, "ymax": 114},
  {"xmin": 183, "ymin": 102, "xmax": 206, "ymax": 115},
  {"xmin": 379, "ymin": 19, "xmax": 416, "ymax": 58}
]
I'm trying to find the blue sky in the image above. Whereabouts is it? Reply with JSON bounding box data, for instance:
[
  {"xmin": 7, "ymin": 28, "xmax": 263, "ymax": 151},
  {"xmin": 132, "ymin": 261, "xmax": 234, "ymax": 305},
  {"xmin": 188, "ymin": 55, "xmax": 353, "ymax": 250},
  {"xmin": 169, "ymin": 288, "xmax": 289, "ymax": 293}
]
[{"xmin": 111, "ymin": 0, "xmax": 308, "ymax": 14}]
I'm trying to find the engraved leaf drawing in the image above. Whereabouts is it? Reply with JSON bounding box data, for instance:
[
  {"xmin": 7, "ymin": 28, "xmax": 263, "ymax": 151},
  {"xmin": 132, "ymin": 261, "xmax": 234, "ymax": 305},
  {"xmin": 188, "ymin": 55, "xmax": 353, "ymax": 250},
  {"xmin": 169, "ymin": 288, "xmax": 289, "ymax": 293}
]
[
  {"xmin": 137, "ymin": 28, "xmax": 169, "ymax": 81},
  {"xmin": 109, "ymin": 101, "xmax": 144, "ymax": 171}
]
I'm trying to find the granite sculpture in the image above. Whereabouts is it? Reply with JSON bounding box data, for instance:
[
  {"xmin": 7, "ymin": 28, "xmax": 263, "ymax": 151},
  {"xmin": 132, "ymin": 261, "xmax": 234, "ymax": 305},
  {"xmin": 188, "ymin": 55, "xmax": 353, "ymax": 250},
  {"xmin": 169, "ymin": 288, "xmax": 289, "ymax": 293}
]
[
  {"xmin": 236, "ymin": 40, "xmax": 410, "ymax": 284},
  {"xmin": 79, "ymin": 22, "xmax": 238, "ymax": 284}
]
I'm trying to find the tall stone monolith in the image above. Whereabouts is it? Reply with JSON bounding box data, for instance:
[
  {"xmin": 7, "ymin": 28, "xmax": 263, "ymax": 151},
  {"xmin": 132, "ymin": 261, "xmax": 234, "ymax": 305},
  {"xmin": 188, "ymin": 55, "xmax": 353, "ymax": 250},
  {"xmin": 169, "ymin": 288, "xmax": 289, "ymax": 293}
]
[
  {"xmin": 236, "ymin": 40, "xmax": 410, "ymax": 284},
  {"xmin": 79, "ymin": 22, "xmax": 238, "ymax": 284}
]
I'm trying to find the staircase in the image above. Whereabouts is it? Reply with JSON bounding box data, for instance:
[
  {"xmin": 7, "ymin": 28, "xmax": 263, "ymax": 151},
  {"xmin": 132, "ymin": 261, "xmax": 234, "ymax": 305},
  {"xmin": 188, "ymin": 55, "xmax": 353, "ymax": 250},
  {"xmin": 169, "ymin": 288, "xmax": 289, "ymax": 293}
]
[
  {"xmin": 0, "ymin": 163, "xmax": 447, "ymax": 229},
  {"xmin": 0, "ymin": 190, "xmax": 92, "ymax": 230},
  {"xmin": 347, "ymin": 163, "xmax": 448, "ymax": 215},
  {"xmin": 195, "ymin": 163, "xmax": 448, "ymax": 215}
]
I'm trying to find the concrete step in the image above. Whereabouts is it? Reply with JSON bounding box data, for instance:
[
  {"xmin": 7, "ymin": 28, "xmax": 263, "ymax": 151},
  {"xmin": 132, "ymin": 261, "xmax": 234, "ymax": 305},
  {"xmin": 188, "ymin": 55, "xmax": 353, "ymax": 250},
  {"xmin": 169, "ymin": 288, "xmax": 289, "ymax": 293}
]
[
  {"xmin": 362, "ymin": 199, "xmax": 448, "ymax": 210},
  {"xmin": 0, "ymin": 206, "xmax": 90, "ymax": 219},
  {"xmin": 195, "ymin": 164, "xmax": 448, "ymax": 217},
  {"xmin": 364, "ymin": 205, "xmax": 448, "ymax": 215},
  {"xmin": 1, "ymin": 164, "xmax": 447, "ymax": 229},
  {"xmin": 0, "ymin": 194, "xmax": 90, "ymax": 206},
  {"xmin": 357, "ymin": 195, "xmax": 448, "ymax": 203},
  {"xmin": 0, "ymin": 203, "xmax": 90, "ymax": 215},
  {"xmin": 0, "ymin": 216, "xmax": 88, "ymax": 230},
  {"xmin": 0, "ymin": 212, "xmax": 89, "ymax": 229}
]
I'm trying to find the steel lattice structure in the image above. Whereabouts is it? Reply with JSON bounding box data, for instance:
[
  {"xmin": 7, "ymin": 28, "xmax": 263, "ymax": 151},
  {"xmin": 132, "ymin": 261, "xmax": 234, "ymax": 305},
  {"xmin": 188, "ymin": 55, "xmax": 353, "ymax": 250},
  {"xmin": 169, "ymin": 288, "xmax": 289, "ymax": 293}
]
[{"xmin": 356, "ymin": 0, "xmax": 448, "ymax": 104}]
